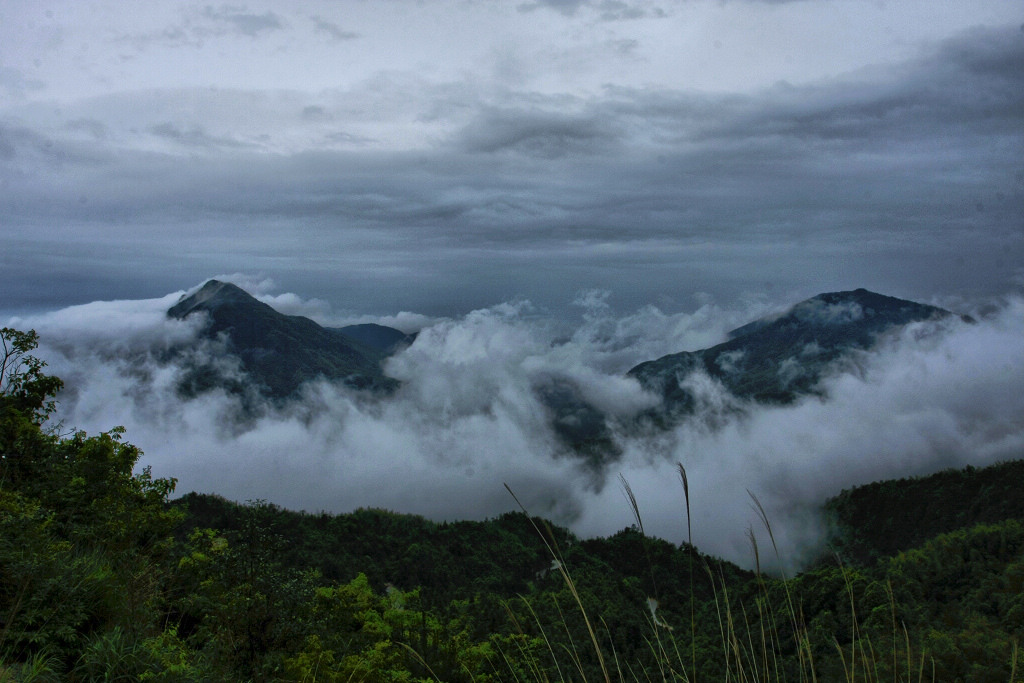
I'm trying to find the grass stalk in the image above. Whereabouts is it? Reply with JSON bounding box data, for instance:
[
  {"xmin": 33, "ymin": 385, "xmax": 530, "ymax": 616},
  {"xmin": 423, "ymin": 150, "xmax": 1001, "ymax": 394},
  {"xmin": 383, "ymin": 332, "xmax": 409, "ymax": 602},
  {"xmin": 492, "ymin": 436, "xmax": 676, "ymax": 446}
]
[
  {"xmin": 677, "ymin": 463, "xmax": 698, "ymax": 683},
  {"xmin": 506, "ymin": 483, "xmax": 611, "ymax": 683},
  {"xmin": 748, "ymin": 491, "xmax": 815, "ymax": 682},
  {"xmin": 702, "ymin": 561, "xmax": 731, "ymax": 681},
  {"xmin": 519, "ymin": 595, "xmax": 567, "ymax": 683}
]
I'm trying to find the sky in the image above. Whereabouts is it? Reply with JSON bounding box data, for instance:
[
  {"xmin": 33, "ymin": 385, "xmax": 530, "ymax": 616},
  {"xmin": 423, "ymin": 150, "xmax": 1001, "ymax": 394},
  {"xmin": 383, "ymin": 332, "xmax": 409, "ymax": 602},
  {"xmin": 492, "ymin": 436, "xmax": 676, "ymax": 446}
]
[
  {"xmin": 1, "ymin": 0, "xmax": 1022, "ymax": 318},
  {"xmin": 2, "ymin": 0, "xmax": 1024, "ymax": 568}
]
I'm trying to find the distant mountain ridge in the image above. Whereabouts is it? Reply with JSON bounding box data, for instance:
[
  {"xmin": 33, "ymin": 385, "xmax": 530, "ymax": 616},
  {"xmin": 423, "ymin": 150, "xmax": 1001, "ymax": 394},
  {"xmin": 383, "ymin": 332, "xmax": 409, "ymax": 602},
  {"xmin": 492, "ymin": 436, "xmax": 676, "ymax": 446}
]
[
  {"xmin": 165, "ymin": 282, "xmax": 969, "ymax": 457},
  {"xmin": 628, "ymin": 288, "xmax": 966, "ymax": 418},
  {"xmin": 168, "ymin": 280, "xmax": 405, "ymax": 398}
]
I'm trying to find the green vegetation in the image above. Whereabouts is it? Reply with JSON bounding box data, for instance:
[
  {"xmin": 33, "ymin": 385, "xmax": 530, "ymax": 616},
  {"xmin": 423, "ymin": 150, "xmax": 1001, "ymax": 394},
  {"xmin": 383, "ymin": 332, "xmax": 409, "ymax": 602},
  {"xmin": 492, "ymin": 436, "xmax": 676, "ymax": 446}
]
[
  {"xmin": 824, "ymin": 460, "xmax": 1024, "ymax": 565},
  {"xmin": 2, "ymin": 327, "xmax": 1023, "ymax": 681}
]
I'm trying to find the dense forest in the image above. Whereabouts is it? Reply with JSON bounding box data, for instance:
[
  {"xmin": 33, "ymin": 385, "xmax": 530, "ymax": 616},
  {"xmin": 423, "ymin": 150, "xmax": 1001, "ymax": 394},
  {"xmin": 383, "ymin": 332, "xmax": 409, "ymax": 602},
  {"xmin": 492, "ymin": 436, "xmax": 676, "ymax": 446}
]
[{"xmin": 2, "ymin": 326, "xmax": 1023, "ymax": 681}]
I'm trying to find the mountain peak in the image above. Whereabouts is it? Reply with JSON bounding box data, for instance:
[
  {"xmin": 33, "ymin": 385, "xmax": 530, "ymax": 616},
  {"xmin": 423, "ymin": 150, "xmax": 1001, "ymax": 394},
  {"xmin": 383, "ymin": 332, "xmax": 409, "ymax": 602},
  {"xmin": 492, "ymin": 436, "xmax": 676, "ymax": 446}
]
[
  {"xmin": 167, "ymin": 280, "xmax": 400, "ymax": 398},
  {"xmin": 727, "ymin": 289, "xmax": 949, "ymax": 341},
  {"xmin": 168, "ymin": 280, "xmax": 266, "ymax": 319},
  {"xmin": 630, "ymin": 289, "xmax": 961, "ymax": 412}
]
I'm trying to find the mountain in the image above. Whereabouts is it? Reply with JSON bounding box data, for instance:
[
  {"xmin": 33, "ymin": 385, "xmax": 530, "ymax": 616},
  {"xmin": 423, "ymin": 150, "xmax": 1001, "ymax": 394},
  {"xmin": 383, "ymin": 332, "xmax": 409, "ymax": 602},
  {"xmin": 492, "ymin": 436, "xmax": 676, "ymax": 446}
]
[
  {"xmin": 628, "ymin": 289, "xmax": 965, "ymax": 419},
  {"xmin": 167, "ymin": 280, "xmax": 401, "ymax": 398},
  {"xmin": 334, "ymin": 323, "xmax": 415, "ymax": 355},
  {"xmin": 165, "ymin": 283, "xmax": 968, "ymax": 454}
]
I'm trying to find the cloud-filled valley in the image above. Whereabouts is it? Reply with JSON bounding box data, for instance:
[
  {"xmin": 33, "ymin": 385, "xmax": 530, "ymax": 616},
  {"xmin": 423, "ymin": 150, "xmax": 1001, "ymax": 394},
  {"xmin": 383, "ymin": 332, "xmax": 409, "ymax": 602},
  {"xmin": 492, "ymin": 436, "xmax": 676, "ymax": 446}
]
[{"xmin": 11, "ymin": 280, "xmax": 1024, "ymax": 570}]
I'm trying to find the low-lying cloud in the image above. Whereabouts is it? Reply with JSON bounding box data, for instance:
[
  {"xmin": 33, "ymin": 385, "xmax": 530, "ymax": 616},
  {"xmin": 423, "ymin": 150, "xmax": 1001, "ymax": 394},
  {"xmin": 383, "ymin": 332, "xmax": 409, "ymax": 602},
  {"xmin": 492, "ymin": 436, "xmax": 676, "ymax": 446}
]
[{"xmin": 9, "ymin": 283, "xmax": 1024, "ymax": 571}]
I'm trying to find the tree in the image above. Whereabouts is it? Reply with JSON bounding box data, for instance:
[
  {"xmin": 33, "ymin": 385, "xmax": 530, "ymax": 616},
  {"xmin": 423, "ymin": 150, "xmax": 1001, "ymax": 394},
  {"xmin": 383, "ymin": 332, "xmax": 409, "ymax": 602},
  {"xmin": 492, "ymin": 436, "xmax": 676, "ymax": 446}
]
[
  {"xmin": 1, "ymin": 328, "xmax": 63, "ymax": 424},
  {"xmin": 1, "ymin": 328, "xmax": 182, "ymax": 675}
]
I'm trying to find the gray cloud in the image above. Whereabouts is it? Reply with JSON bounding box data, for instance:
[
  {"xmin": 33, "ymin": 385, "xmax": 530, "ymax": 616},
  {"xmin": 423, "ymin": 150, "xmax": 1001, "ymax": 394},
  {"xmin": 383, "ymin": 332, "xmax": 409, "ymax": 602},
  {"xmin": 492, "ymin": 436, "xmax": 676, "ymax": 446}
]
[
  {"xmin": 66, "ymin": 118, "xmax": 108, "ymax": 140},
  {"xmin": 518, "ymin": 0, "xmax": 590, "ymax": 16},
  {"xmin": 518, "ymin": 0, "xmax": 667, "ymax": 20},
  {"xmin": 0, "ymin": 122, "xmax": 113, "ymax": 167},
  {"xmin": 310, "ymin": 16, "xmax": 358, "ymax": 42},
  {"xmin": 114, "ymin": 3, "xmax": 286, "ymax": 51},
  {"xmin": 0, "ymin": 66, "xmax": 46, "ymax": 99},
  {"xmin": 700, "ymin": 28, "xmax": 1024, "ymax": 146},
  {"xmin": 1, "ymin": 25, "xmax": 1021, "ymax": 317},
  {"xmin": 456, "ymin": 107, "xmax": 618, "ymax": 158},
  {"xmin": 201, "ymin": 5, "xmax": 285, "ymax": 37},
  {"xmin": 149, "ymin": 122, "xmax": 257, "ymax": 150},
  {"xmin": 595, "ymin": 1, "xmax": 667, "ymax": 21},
  {"xmin": 301, "ymin": 105, "xmax": 331, "ymax": 122}
]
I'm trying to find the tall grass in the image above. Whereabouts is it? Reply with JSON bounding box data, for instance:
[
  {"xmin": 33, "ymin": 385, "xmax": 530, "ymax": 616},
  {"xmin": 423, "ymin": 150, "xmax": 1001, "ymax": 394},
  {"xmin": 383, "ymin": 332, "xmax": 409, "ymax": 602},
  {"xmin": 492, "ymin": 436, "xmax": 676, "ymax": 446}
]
[
  {"xmin": 505, "ymin": 483, "xmax": 611, "ymax": 683},
  {"xmin": 494, "ymin": 468, "xmax": 1022, "ymax": 683}
]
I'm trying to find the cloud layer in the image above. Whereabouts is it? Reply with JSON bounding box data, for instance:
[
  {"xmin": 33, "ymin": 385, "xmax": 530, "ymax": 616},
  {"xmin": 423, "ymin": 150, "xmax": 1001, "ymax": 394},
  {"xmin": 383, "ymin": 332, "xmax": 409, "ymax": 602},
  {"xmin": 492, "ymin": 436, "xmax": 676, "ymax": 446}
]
[
  {"xmin": 10, "ymin": 283, "xmax": 1023, "ymax": 569},
  {"xmin": 1, "ymin": 4, "xmax": 1022, "ymax": 317}
]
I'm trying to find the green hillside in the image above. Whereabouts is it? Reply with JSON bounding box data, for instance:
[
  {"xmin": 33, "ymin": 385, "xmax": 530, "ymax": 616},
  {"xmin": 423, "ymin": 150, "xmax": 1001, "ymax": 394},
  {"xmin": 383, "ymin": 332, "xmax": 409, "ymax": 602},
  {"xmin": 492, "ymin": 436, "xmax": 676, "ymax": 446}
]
[{"xmin": 825, "ymin": 459, "xmax": 1024, "ymax": 566}]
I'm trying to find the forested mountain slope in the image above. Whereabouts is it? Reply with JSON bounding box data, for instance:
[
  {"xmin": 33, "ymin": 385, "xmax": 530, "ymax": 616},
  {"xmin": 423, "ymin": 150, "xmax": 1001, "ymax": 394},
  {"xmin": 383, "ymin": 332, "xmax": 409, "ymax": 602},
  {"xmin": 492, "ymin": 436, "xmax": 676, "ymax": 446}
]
[
  {"xmin": 824, "ymin": 457, "xmax": 1024, "ymax": 565},
  {"xmin": 629, "ymin": 288, "xmax": 964, "ymax": 418},
  {"xmin": 167, "ymin": 279, "xmax": 403, "ymax": 397}
]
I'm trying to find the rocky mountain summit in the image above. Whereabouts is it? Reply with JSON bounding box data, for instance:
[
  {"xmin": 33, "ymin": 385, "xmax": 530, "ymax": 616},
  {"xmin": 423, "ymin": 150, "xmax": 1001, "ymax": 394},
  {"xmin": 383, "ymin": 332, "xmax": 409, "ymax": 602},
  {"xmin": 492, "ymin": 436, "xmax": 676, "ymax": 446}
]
[{"xmin": 167, "ymin": 280, "xmax": 407, "ymax": 398}]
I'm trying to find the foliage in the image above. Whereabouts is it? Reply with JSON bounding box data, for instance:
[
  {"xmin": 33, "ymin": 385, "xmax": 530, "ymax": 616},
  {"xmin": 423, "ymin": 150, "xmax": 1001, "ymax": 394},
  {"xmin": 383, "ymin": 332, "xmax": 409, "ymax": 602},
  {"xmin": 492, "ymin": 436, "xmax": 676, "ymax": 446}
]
[
  {"xmin": 825, "ymin": 458, "xmax": 1024, "ymax": 565},
  {"xmin": 0, "ymin": 328, "xmax": 182, "ymax": 677},
  {"xmin": 3, "ymin": 325, "xmax": 1024, "ymax": 681},
  {"xmin": 1, "ymin": 328, "xmax": 64, "ymax": 424}
]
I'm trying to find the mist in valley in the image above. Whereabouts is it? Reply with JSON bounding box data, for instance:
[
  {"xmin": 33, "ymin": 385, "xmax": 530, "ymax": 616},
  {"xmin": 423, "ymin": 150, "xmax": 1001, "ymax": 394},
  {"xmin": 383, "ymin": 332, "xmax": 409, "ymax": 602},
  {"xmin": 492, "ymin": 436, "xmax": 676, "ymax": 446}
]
[{"xmin": 10, "ymin": 281, "xmax": 1024, "ymax": 569}]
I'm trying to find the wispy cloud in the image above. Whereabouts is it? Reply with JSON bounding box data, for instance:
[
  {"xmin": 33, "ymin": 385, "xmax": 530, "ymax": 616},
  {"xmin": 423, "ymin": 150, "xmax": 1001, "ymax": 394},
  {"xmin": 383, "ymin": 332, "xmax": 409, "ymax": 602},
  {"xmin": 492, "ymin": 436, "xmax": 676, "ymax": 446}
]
[
  {"xmin": 310, "ymin": 15, "xmax": 358, "ymax": 42},
  {"xmin": 202, "ymin": 5, "xmax": 285, "ymax": 37},
  {"xmin": 149, "ymin": 122, "xmax": 258, "ymax": 150},
  {"xmin": 114, "ymin": 3, "xmax": 286, "ymax": 51},
  {"xmin": 517, "ymin": 0, "xmax": 667, "ymax": 20}
]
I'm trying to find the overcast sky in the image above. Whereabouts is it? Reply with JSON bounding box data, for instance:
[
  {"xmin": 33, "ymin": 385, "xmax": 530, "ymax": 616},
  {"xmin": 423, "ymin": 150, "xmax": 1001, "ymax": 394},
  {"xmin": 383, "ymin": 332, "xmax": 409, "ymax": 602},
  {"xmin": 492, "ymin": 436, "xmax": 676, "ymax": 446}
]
[{"xmin": 2, "ymin": 0, "xmax": 1022, "ymax": 318}]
